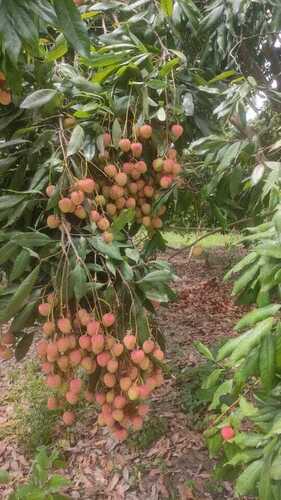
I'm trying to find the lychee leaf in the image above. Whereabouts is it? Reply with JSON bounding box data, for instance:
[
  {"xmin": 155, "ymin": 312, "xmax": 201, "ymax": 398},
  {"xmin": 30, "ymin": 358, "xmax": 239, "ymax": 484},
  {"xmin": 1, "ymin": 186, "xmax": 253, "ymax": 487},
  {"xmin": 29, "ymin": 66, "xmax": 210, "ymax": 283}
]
[{"xmin": 0, "ymin": 265, "xmax": 40, "ymax": 322}]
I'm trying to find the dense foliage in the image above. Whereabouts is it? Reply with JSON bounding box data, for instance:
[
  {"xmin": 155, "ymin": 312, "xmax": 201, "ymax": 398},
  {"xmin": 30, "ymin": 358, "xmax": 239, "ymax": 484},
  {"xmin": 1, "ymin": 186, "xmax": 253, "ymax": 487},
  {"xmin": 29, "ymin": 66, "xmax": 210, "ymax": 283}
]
[{"xmin": 1, "ymin": 0, "xmax": 281, "ymax": 496}]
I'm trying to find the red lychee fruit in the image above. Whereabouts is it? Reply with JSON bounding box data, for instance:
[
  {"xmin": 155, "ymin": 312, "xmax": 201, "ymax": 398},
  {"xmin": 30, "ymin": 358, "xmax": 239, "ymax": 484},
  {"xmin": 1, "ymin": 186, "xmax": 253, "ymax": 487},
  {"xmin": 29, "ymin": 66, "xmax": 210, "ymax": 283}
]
[
  {"xmin": 95, "ymin": 392, "xmax": 106, "ymax": 405},
  {"xmin": 79, "ymin": 335, "xmax": 91, "ymax": 350},
  {"xmin": 47, "ymin": 214, "xmax": 61, "ymax": 229},
  {"xmin": 131, "ymin": 415, "xmax": 143, "ymax": 431},
  {"xmin": 103, "ymin": 132, "xmax": 112, "ymax": 147},
  {"xmin": 115, "ymin": 172, "xmax": 128, "ymax": 187},
  {"xmin": 153, "ymin": 348, "xmax": 164, "ymax": 361},
  {"xmin": 114, "ymin": 427, "xmax": 128, "ymax": 442},
  {"xmin": 103, "ymin": 373, "xmax": 116, "ymax": 388},
  {"xmin": 152, "ymin": 217, "xmax": 163, "ymax": 229},
  {"xmin": 81, "ymin": 357, "xmax": 96, "ymax": 373},
  {"xmin": 113, "ymin": 395, "xmax": 127, "ymax": 409},
  {"xmin": 112, "ymin": 409, "xmax": 124, "ymax": 422},
  {"xmin": 119, "ymin": 377, "xmax": 132, "ymax": 392},
  {"xmin": 139, "ymin": 124, "xmax": 152, "ymax": 140},
  {"xmin": 144, "ymin": 185, "xmax": 154, "ymax": 198},
  {"xmin": 42, "ymin": 321, "xmax": 55, "ymax": 337},
  {"xmin": 171, "ymin": 123, "xmax": 183, "ymax": 139},
  {"xmin": 46, "ymin": 342, "xmax": 59, "ymax": 361},
  {"xmin": 131, "ymin": 142, "xmax": 143, "ymax": 158},
  {"xmin": 106, "ymin": 203, "xmax": 117, "ymax": 216},
  {"xmin": 59, "ymin": 197, "xmax": 75, "ymax": 213},
  {"xmin": 66, "ymin": 391, "xmax": 79, "ymax": 405},
  {"xmin": 84, "ymin": 390, "xmax": 95, "ymax": 403},
  {"xmin": 141, "ymin": 203, "xmax": 151, "ymax": 215},
  {"xmin": 160, "ymin": 175, "xmax": 173, "ymax": 189},
  {"xmin": 102, "ymin": 231, "xmax": 113, "ymax": 244},
  {"xmin": 38, "ymin": 303, "xmax": 51, "ymax": 317},
  {"xmin": 104, "ymin": 164, "xmax": 117, "ymax": 178},
  {"xmin": 91, "ymin": 334, "xmax": 105, "ymax": 354},
  {"xmin": 123, "ymin": 334, "xmax": 137, "ymax": 351},
  {"xmin": 138, "ymin": 403, "xmax": 150, "ymax": 417},
  {"xmin": 115, "ymin": 197, "xmax": 126, "ymax": 210},
  {"xmin": 46, "ymin": 185, "xmax": 55, "ymax": 197},
  {"xmin": 110, "ymin": 185, "xmax": 124, "ymax": 200},
  {"xmin": 143, "ymin": 339, "xmax": 155, "ymax": 354},
  {"xmin": 47, "ymin": 396, "xmax": 58, "ymax": 410},
  {"xmin": 75, "ymin": 205, "xmax": 87, "ymax": 219},
  {"xmin": 57, "ymin": 355, "xmax": 69, "ymax": 371},
  {"xmin": 167, "ymin": 148, "xmax": 177, "ymax": 160},
  {"xmin": 136, "ymin": 160, "xmax": 147, "ymax": 174},
  {"xmin": 77, "ymin": 178, "xmax": 96, "ymax": 193},
  {"xmin": 220, "ymin": 426, "xmax": 235, "ymax": 441},
  {"xmin": 87, "ymin": 321, "xmax": 101, "ymax": 338},
  {"xmin": 142, "ymin": 216, "xmax": 151, "ymax": 228},
  {"xmin": 119, "ymin": 138, "xmax": 131, "ymax": 152},
  {"xmin": 62, "ymin": 411, "xmax": 75, "ymax": 426},
  {"xmin": 106, "ymin": 390, "xmax": 115, "ymax": 403},
  {"xmin": 97, "ymin": 351, "xmax": 111, "ymax": 367},
  {"xmin": 57, "ymin": 337, "xmax": 70, "ymax": 353},
  {"xmin": 37, "ymin": 340, "xmax": 48, "ymax": 358},
  {"xmin": 128, "ymin": 182, "xmax": 138, "ymax": 195},
  {"xmin": 46, "ymin": 374, "xmax": 61, "ymax": 389},
  {"xmin": 69, "ymin": 349, "xmax": 82, "ymax": 366},
  {"xmin": 70, "ymin": 190, "xmax": 85, "ymax": 206},
  {"xmin": 123, "ymin": 162, "xmax": 133, "ymax": 174},
  {"xmin": 128, "ymin": 385, "xmax": 140, "ymax": 401},
  {"xmin": 153, "ymin": 158, "xmax": 163, "ymax": 172},
  {"xmin": 97, "ymin": 217, "xmax": 110, "ymax": 232},
  {"xmin": 163, "ymin": 159, "xmax": 174, "ymax": 174},
  {"xmin": 102, "ymin": 313, "xmax": 115, "ymax": 328},
  {"xmin": 111, "ymin": 343, "xmax": 124, "ymax": 357},
  {"xmin": 70, "ymin": 378, "xmax": 82, "ymax": 393},
  {"xmin": 41, "ymin": 361, "xmax": 54, "ymax": 374},
  {"xmin": 107, "ymin": 359, "xmax": 118, "ymax": 373},
  {"xmin": 57, "ymin": 317, "xmax": 72, "ymax": 334},
  {"xmin": 90, "ymin": 210, "xmax": 101, "ymax": 223}
]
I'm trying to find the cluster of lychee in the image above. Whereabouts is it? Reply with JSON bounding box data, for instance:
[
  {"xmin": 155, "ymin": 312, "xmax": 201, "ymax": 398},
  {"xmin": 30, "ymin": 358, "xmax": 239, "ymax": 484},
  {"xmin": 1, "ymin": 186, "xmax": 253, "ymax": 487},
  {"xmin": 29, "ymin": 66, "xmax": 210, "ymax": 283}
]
[
  {"xmin": 0, "ymin": 72, "xmax": 12, "ymax": 106},
  {"xmin": 46, "ymin": 123, "xmax": 183, "ymax": 242},
  {"xmin": 36, "ymin": 295, "xmax": 165, "ymax": 441}
]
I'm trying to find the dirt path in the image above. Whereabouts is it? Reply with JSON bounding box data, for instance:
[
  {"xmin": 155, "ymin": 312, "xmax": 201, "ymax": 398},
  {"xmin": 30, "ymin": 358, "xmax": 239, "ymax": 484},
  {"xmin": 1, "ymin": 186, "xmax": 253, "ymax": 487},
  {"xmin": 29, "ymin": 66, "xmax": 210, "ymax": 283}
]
[{"xmin": 0, "ymin": 248, "xmax": 246, "ymax": 500}]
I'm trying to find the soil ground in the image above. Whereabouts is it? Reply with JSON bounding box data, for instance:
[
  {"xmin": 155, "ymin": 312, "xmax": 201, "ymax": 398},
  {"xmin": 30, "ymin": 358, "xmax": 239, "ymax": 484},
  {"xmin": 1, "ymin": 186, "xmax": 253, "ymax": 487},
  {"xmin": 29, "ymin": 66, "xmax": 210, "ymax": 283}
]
[{"xmin": 0, "ymin": 247, "xmax": 247, "ymax": 500}]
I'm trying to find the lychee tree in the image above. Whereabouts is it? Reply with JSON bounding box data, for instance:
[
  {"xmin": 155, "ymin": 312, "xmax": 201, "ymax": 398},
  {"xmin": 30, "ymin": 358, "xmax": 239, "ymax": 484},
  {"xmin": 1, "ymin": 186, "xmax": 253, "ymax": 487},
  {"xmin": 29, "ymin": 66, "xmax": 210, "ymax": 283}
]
[{"xmin": 0, "ymin": 0, "xmax": 190, "ymax": 440}]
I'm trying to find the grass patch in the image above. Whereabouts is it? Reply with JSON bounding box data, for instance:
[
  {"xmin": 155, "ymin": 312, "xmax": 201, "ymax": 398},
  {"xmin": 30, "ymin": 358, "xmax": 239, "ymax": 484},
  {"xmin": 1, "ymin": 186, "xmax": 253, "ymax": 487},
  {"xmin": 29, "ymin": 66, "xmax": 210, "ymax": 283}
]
[
  {"xmin": 8, "ymin": 360, "xmax": 59, "ymax": 453},
  {"xmin": 128, "ymin": 416, "xmax": 168, "ymax": 450},
  {"xmin": 163, "ymin": 231, "xmax": 240, "ymax": 249}
]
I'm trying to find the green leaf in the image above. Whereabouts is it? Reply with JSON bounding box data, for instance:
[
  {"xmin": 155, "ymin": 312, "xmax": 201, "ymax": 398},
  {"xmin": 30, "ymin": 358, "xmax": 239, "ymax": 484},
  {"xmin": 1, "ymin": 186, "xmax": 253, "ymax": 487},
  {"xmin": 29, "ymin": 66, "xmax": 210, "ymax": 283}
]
[
  {"xmin": 235, "ymin": 460, "xmax": 263, "ymax": 495},
  {"xmin": 209, "ymin": 380, "xmax": 233, "ymax": 410},
  {"xmin": 235, "ymin": 305, "xmax": 281, "ymax": 331},
  {"xmin": 111, "ymin": 118, "xmax": 122, "ymax": 147},
  {"xmin": 160, "ymin": 0, "xmax": 174, "ymax": 16},
  {"xmin": 111, "ymin": 209, "xmax": 135, "ymax": 234},
  {"xmin": 11, "ymin": 232, "xmax": 52, "ymax": 248},
  {"xmin": 271, "ymin": 450, "xmax": 281, "ymax": 480},
  {"xmin": 71, "ymin": 263, "xmax": 87, "ymax": 301},
  {"xmin": 137, "ymin": 269, "xmax": 171, "ymax": 285},
  {"xmin": 20, "ymin": 89, "xmax": 58, "ymax": 109},
  {"xmin": 46, "ymin": 34, "xmax": 68, "ymax": 62},
  {"xmin": 193, "ymin": 341, "xmax": 214, "ymax": 361},
  {"xmin": 10, "ymin": 301, "xmax": 38, "ymax": 333},
  {"xmin": 232, "ymin": 261, "xmax": 260, "ymax": 296},
  {"xmin": 230, "ymin": 318, "xmax": 274, "ymax": 363},
  {"xmin": 259, "ymin": 333, "xmax": 275, "ymax": 391},
  {"xmin": 0, "ymin": 195, "xmax": 26, "ymax": 211},
  {"xmin": 47, "ymin": 474, "xmax": 70, "ymax": 491},
  {"xmin": 256, "ymin": 244, "xmax": 281, "ymax": 259},
  {"xmin": 67, "ymin": 125, "xmax": 85, "ymax": 156},
  {"xmin": 0, "ymin": 265, "xmax": 40, "ymax": 322},
  {"xmin": 15, "ymin": 332, "xmax": 34, "ymax": 361},
  {"xmin": 224, "ymin": 252, "xmax": 258, "ymax": 281},
  {"xmin": 54, "ymin": 0, "xmax": 90, "ymax": 57},
  {"xmin": 10, "ymin": 249, "xmax": 31, "ymax": 281},
  {"xmin": 0, "ymin": 242, "xmax": 18, "ymax": 265},
  {"xmin": 91, "ymin": 237, "xmax": 123, "ymax": 261}
]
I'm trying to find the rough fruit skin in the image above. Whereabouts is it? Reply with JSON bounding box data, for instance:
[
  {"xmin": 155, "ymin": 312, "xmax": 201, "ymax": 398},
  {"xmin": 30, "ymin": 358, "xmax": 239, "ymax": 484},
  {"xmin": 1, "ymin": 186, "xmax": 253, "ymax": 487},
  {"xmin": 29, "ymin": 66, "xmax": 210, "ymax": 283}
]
[
  {"xmin": 143, "ymin": 339, "xmax": 155, "ymax": 354},
  {"xmin": 46, "ymin": 185, "xmax": 55, "ymax": 197},
  {"xmin": 59, "ymin": 197, "xmax": 75, "ymax": 213},
  {"xmin": 171, "ymin": 123, "xmax": 184, "ymax": 139},
  {"xmin": 102, "ymin": 313, "xmax": 115, "ymax": 328},
  {"xmin": 47, "ymin": 214, "xmax": 61, "ymax": 229},
  {"xmin": 77, "ymin": 178, "xmax": 96, "ymax": 193},
  {"xmin": 103, "ymin": 132, "xmax": 112, "ymax": 147},
  {"xmin": 97, "ymin": 217, "xmax": 110, "ymax": 232},
  {"xmin": 69, "ymin": 349, "xmax": 82, "ymax": 366},
  {"xmin": 87, "ymin": 320, "xmax": 101, "ymax": 337},
  {"xmin": 102, "ymin": 231, "xmax": 113, "ymax": 244},
  {"xmin": 66, "ymin": 391, "xmax": 79, "ymax": 405},
  {"xmin": 160, "ymin": 175, "xmax": 173, "ymax": 189},
  {"xmin": 62, "ymin": 411, "xmax": 75, "ymax": 426},
  {"xmin": 47, "ymin": 396, "xmax": 58, "ymax": 410},
  {"xmin": 221, "ymin": 426, "xmax": 235, "ymax": 441},
  {"xmin": 79, "ymin": 335, "xmax": 91, "ymax": 350},
  {"xmin": 70, "ymin": 190, "xmax": 85, "ymax": 206},
  {"xmin": 119, "ymin": 138, "xmax": 131, "ymax": 152},
  {"xmin": 74, "ymin": 205, "xmax": 87, "ymax": 219},
  {"xmin": 57, "ymin": 317, "xmax": 72, "ymax": 334},
  {"xmin": 42, "ymin": 321, "xmax": 55, "ymax": 337},
  {"xmin": 131, "ymin": 142, "xmax": 143, "ymax": 158},
  {"xmin": 70, "ymin": 378, "xmax": 82, "ymax": 393},
  {"xmin": 57, "ymin": 337, "xmax": 70, "ymax": 353},
  {"xmin": 139, "ymin": 124, "xmax": 152, "ymax": 140},
  {"xmin": 115, "ymin": 172, "xmax": 128, "ymax": 187},
  {"xmin": 91, "ymin": 334, "xmax": 105, "ymax": 353},
  {"xmin": 38, "ymin": 303, "xmax": 51, "ymax": 317},
  {"xmin": 104, "ymin": 164, "xmax": 117, "ymax": 178},
  {"xmin": 123, "ymin": 334, "xmax": 137, "ymax": 351}
]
